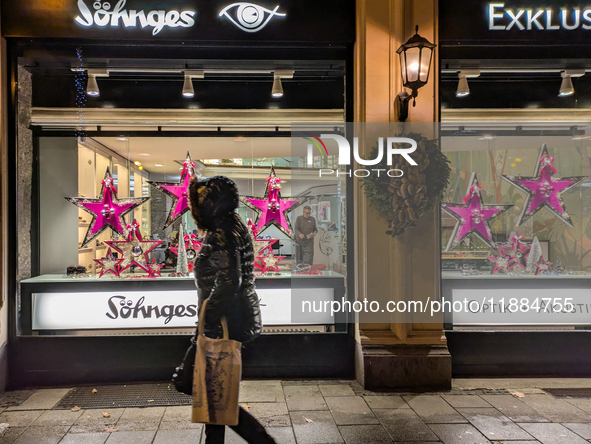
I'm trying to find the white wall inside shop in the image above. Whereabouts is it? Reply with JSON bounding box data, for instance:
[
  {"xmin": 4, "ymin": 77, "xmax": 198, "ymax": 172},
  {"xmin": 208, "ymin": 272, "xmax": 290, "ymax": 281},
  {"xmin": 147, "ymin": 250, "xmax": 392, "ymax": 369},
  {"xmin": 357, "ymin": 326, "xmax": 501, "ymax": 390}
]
[{"xmin": 39, "ymin": 137, "xmax": 78, "ymax": 274}]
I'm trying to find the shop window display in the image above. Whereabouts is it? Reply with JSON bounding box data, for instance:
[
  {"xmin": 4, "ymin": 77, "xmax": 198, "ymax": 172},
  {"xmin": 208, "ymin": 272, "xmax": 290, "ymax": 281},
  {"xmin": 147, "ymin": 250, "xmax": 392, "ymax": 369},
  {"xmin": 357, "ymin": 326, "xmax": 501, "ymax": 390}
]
[
  {"xmin": 441, "ymin": 131, "xmax": 591, "ymax": 278},
  {"xmin": 23, "ymin": 135, "xmax": 347, "ymax": 335}
]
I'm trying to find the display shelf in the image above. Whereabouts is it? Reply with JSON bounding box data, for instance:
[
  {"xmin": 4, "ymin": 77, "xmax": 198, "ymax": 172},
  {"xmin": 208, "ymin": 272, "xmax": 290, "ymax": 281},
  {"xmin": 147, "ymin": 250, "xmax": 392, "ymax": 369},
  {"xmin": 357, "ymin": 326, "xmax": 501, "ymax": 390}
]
[{"xmin": 442, "ymin": 270, "xmax": 589, "ymax": 279}]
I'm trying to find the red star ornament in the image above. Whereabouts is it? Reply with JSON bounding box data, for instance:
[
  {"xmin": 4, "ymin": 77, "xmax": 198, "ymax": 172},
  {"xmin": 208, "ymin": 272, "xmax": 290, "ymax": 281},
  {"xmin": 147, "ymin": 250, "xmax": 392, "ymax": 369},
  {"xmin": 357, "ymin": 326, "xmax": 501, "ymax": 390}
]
[
  {"xmin": 93, "ymin": 248, "xmax": 123, "ymax": 277},
  {"xmin": 66, "ymin": 168, "xmax": 149, "ymax": 248},
  {"xmin": 487, "ymin": 252, "xmax": 514, "ymax": 274},
  {"xmin": 169, "ymin": 233, "xmax": 203, "ymax": 260},
  {"xmin": 148, "ymin": 258, "xmax": 164, "ymax": 277},
  {"xmin": 148, "ymin": 152, "xmax": 197, "ymax": 229},
  {"xmin": 105, "ymin": 221, "xmax": 163, "ymax": 273},
  {"xmin": 254, "ymin": 249, "xmax": 285, "ymax": 274},
  {"xmin": 534, "ymin": 257, "xmax": 553, "ymax": 275}
]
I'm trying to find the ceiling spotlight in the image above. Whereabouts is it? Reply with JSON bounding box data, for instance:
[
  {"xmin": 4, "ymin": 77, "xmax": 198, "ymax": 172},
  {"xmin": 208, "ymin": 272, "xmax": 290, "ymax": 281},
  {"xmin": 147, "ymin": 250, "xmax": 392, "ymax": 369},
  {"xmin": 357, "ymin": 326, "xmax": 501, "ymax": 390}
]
[
  {"xmin": 182, "ymin": 70, "xmax": 204, "ymax": 98},
  {"xmin": 182, "ymin": 75, "xmax": 194, "ymax": 98},
  {"xmin": 559, "ymin": 69, "xmax": 585, "ymax": 97},
  {"xmin": 456, "ymin": 70, "xmax": 480, "ymax": 98},
  {"xmin": 272, "ymin": 75, "xmax": 283, "ymax": 98},
  {"xmin": 271, "ymin": 70, "xmax": 294, "ymax": 98},
  {"xmin": 85, "ymin": 69, "xmax": 109, "ymax": 97}
]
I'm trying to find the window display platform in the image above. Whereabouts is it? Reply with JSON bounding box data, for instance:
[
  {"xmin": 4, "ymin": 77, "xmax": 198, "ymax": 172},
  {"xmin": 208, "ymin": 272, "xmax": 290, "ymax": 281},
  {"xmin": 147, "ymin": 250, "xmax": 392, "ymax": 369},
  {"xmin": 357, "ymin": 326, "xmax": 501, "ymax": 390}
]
[{"xmin": 20, "ymin": 272, "xmax": 346, "ymax": 336}]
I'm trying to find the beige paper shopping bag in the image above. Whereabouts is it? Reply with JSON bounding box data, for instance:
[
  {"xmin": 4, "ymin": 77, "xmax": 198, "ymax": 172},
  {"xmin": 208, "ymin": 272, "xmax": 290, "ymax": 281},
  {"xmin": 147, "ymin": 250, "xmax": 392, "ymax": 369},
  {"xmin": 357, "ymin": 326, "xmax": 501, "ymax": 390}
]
[{"xmin": 191, "ymin": 298, "xmax": 242, "ymax": 426}]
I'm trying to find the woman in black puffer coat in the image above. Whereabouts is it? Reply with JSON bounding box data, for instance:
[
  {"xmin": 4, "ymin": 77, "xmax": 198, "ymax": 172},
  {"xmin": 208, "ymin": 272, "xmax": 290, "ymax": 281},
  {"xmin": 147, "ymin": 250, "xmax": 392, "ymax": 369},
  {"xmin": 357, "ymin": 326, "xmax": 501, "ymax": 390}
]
[{"xmin": 188, "ymin": 176, "xmax": 276, "ymax": 444}]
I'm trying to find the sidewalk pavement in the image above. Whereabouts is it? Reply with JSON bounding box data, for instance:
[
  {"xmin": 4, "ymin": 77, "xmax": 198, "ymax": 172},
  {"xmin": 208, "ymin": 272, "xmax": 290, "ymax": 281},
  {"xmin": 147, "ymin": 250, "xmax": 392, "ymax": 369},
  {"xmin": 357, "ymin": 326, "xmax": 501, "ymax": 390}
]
[{"xmin": 2, "ymin": 379, "xmax": 591, "ymax": 443}]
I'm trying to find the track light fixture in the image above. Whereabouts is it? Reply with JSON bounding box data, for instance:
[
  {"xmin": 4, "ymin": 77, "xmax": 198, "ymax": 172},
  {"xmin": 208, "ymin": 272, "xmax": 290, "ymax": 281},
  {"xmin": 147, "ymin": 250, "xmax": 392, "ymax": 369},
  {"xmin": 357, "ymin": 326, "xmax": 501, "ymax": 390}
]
[
  {"xmin": 182, "ymin": 71, "xmax": 204, "ymax": 99},
  {"xmin": 271, "ymin": 70, "xmax": 294, "ymax": 98},
  {"xmin": 456, "ymin": 71, "xmax": 480, "ymax": 98},
  {"xmin": 85, "ymin": 69, "xmax": 109, "ymax": 97},
  {"xmin": 559, "ymin": 69, "xmax": 584, "ymax": 97}
]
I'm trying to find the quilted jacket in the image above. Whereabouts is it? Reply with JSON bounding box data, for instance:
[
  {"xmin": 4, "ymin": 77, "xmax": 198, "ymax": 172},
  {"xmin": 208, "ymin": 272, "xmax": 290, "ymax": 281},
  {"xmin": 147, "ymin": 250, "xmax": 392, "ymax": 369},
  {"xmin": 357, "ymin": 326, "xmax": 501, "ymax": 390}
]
[{"xmin": 190, "ymin": 176, "xmax": 262, "ymax": 343}]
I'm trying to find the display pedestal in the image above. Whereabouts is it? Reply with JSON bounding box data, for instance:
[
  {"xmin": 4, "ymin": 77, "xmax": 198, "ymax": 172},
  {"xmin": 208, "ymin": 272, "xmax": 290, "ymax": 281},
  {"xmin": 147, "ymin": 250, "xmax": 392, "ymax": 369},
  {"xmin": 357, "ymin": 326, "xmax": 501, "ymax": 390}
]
[{"xmin": 359, "ymin": 344, "xmax": 451, "ymax": 391}]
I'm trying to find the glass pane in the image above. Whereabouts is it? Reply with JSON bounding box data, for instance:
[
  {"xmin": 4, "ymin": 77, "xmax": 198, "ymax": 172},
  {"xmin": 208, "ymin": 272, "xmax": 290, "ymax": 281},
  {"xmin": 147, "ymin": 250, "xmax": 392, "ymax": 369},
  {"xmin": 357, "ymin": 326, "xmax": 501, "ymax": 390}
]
[
  {"xmin": 419, "ymin": 47, "xmax": 432, "ymax": 82},
  {"xmin": 405, "ymin": 47, "xmax": 420, "ymax": 83}
]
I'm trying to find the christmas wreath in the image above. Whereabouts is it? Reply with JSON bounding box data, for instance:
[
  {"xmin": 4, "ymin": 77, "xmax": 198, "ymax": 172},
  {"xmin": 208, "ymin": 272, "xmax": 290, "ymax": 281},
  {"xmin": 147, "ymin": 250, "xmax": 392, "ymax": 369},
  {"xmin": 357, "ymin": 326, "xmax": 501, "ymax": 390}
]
[{"xmin": 361, "ymin": 133, "xmax": 450, "ymax": 237}]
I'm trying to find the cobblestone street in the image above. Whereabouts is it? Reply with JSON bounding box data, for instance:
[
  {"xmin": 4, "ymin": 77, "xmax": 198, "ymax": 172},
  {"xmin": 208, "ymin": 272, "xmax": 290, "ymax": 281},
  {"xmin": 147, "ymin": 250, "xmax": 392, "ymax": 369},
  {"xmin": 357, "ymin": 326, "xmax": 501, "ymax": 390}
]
[{"xmin": 1, "ymin": 379, "xmax": 591, "ymax": 443}]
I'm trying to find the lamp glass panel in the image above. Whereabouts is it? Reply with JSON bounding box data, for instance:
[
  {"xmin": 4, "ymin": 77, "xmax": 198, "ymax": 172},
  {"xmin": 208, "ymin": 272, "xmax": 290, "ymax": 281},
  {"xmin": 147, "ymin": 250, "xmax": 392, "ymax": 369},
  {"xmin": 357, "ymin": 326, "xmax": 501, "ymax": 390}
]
[
  {"xmin": 399, "ymin": 52, "xmax": 407, "ymax": 84},
  {"xmin": 405, "ymin": 47, "xmax": 420, "ymax": 83},
  {"xmin": 419, "ymin": 47, "xmax": 432, "ymax": 82}
]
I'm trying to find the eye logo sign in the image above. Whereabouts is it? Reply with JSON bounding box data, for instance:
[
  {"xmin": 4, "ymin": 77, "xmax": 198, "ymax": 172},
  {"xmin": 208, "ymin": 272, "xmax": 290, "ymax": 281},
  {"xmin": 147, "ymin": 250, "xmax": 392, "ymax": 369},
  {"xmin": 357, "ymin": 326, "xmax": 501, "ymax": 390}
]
[{"xmin": 219, "ymin": 3, "xmax": 286, "ymax": 32}]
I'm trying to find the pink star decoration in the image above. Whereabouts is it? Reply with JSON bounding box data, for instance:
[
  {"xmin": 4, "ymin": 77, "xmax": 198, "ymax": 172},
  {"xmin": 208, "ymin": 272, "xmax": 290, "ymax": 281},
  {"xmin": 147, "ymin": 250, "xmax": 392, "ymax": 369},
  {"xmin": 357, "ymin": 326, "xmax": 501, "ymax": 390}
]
[
  {"xmin": 93, "ymin": 248, "xmax": 123, "ymax": 278},
  {"xmin": 500, "ymin": 234, "xmax": 530, "ymax": 271},
  {"xmin": 247, "ymin": 220, "xmax": 275, "ymax": 266},
  {"xmin": 502, "ymin": 144, "xmax": 587, "ymax": 227},
  {"xmin": 66, "ymin": 168, "xmax": 149, "ymax": 248},
  {"xmin": 240, "ymin": 167, "xmax": 303, "ymax": 237},
  {"xmin": 254, "ymin": 249, "xmax": 285, "ymax": 274},
  {"xmin": 105, "ymin": 221, "xmax": 163, "ymax": 273},
  {"xmin": 148, "ymin": 152, "xmax": 197, "ymax": 229},
  {"xmin": 442, "ymin": 173, "xmax": 513, "ymax": 251},
  {"xmin": 534, "ymin": 257, "xmax": 553, "ymax": 275},
  {"xmin": 148, "ymin": 258, "xmax": 164, "ymax": 277},
  {"xmin": 169, "ymin": 233, "xmax": 203, "ymax": 260},
  {"xmin": 487, "ymin": 252, "xmax": 514, "ymax": 274}
]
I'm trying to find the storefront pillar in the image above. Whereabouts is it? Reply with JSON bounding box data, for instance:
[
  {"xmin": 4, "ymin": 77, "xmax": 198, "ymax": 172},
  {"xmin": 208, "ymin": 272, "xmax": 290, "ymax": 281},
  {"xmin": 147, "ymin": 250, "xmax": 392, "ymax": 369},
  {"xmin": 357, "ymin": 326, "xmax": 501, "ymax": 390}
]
[{"xmin": 354, "ymin": 0, "xmax": 451, "ymax": 390}]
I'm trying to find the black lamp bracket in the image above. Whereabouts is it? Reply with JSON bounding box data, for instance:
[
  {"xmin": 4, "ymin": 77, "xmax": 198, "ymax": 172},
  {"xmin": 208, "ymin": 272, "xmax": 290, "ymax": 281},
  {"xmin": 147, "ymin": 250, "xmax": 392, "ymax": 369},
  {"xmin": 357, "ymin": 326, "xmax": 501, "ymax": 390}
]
[{"xmin": 395, "ymin": 89, "xmax": 417, "ymax": 122}]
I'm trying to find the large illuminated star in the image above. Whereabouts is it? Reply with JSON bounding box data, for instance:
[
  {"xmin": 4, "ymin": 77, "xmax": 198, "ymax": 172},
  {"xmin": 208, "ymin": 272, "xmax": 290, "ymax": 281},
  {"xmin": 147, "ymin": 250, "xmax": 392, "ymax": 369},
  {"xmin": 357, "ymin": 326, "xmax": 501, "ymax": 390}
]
[
  {"xmin": 442, "ymin": 173, "xmax": 512, "ymax": 251},
  {"xmin": 93, "ymin": 248, "xmax": 123, "ymax": 278},
  {"xmin": 240, "ymin": 168, "xmax": 304, "ymax": 237},
  {"xmin": 148, "ymin": 152, "xmax": 197, "ymax": 229},
  {"xmin": 106, "ymin": 221, "xmax": 162, "ymax": 273},
  {"xmin": 66, "ymin": 168, "xmax": 149, "ymax": 247},
  {"xmin": 502, "ymin": 144, "xmax": 587, "ymax": 227}
]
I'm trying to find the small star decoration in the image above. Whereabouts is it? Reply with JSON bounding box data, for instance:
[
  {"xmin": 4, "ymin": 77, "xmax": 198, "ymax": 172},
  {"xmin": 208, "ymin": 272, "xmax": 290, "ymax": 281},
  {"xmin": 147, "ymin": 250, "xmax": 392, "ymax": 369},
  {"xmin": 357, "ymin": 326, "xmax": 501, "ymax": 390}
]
[
  {"xmin": 106, "ymin": 221, "xmax": 162, "ymax": 273},
  {"xmin": 254, "ymin": 249, "xmax": 285, "ymax": 274},
  {"xmin": 93, "ymin": 248, "xmax": 123, "ymax": 277}
]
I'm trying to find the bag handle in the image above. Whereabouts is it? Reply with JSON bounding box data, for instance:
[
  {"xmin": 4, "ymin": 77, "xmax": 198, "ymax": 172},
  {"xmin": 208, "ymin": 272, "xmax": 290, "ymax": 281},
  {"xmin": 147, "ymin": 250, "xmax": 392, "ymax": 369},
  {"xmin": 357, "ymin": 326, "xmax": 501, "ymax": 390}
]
[{"xmin": 198, "ymin": 298, "xmax": 229, "ymax": 340}]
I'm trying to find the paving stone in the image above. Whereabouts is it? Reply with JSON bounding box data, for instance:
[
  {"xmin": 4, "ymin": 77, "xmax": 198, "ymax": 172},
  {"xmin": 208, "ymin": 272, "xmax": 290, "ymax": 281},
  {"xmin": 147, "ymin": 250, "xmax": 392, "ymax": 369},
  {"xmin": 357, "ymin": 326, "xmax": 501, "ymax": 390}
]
[
  {"xmin": 0, "ymin": 392, "xmax": 36, "ymax": 409},
  {"xmin": 319, "ymin": 385, "xmax": 356, "ymax": 397},
  {"xmin": 290, "ymin": 410, "xmax": 343, "ymax": 444},
  {"xmin": 520, "ymin": 394, "xmax": 591, "ymax": 423},
  {"xmin": 118, "ymin": 407, "xmax": 166, "ymax": 422},
  {"xmin": 0, "ymin": 427, "xmax": 24, "ymax": 444},
  {"xmin": 519, "ymin": 422, "xmax": 589, "ymax": 444},
  {"xmin": 239, "ymin": 381, "xmax": 284, "ymax": 403},
  {"xmin": 403, "ymin": 396, "xmax": 467, "ymax": 424},
  {"xmin": 562, "ymin": 423, "xmax": 591, "ymax": 440},
  {"xmin": 267, "ymin": 427, "xmax": 296, "ymax": 444},
  {"xmin": 565, "ymin": 398, "xmax": 591, "ymax": 414},
  {"xmin": 428, "ymin": 424, "xmax": 491, "ymax": 444},
  {"xmin": 284, "ymin": 386, "xmax": 328, "ymax": 411},
  {"xmin": 12, "ymin": 425, "xmax": 69, "ymax": 444},
  {"xmin": 114, "ymin": 421, "xmax": 159, "ymax": 432},
  {"xmin": 104, "ymin": 431, "xmax": 156, "ymax": 444},
  {"xmin": 7, "ymin": 389, "xmax": 70, "ymax": 411},
  {"xmin": 325, "ymin": 396, "xmax": 379, "ymax": 425},
  {"xmin": 480, "ymin": 395, "xmax": 550, "ymax": 422},
  {"xmin": 338, "ymin": 424, "xmax": 393, "ymax": 443},
  {"xmin": 442, "ymin": 395, "xmax": 491, "ymax": 409},
  {"xmin": 247, "ymin": 402, "xmax": 290, "ymax": 427},
  {"xmin": 363, "ymin": 396, "xmax": 409, "ymax": 410},
  {"xmin": 153, "ymin": 429, "xmax": 202, "ymax": 444},
  {"xmin": 374, "ymin": 408, "xmax": 439, "ymax": 442},
  {"xmin": 73, "ymin": 409, "xmax": 125, "ymax": 424},
  {"xmin": 456, "ymin": 408, "xmax": 533, "ymax": 441},
  {"xmin": 0, "ymin": 410, "xmax": 43, "ymax": 427},
  {"xmin": 33, "ymin": 409, "xmax": 84, "ymax": 426},
  {"xmin": 157, "ymin": 421, "xmax": 202, "ymax": 430},
  {"xmin": 161, "ymin": 406, "xmax": 192, "ymax": 422},
  {"xmin": 58, "ymin": 433, "xmax": 109, "ymax": 444}
]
